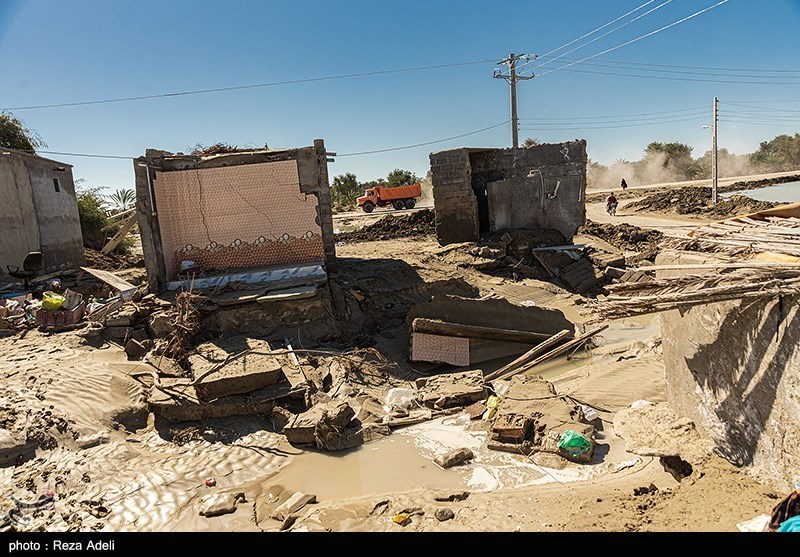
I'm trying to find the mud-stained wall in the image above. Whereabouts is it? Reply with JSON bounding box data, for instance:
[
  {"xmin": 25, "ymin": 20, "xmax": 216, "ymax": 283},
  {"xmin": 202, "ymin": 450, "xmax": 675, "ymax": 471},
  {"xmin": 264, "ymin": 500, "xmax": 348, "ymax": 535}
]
[
  {"xmin": 429, "ymin": 149, "xmax": 478, "ymax": 245},
  {"xmin": 0, "ymin": 152, "xmax": 83, "ymax": 275},
  {"xmin": 153, "ymin": 161, "xmax": 323, "ymax": 280},
  {"xmin": 429, "ymin": 141, "xmax": 587, "ymax": 246},
  {"xmin": 657, "ymin": 250, "xmax": 800, "ymax": 491}
]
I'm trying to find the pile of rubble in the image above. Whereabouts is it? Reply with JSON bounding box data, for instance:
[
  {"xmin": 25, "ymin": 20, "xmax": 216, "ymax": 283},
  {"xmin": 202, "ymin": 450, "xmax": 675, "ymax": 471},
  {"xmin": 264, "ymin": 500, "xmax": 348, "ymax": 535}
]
[{"xmin": 578, "ymin": 220, "xmax": 663, "ymax": 262}]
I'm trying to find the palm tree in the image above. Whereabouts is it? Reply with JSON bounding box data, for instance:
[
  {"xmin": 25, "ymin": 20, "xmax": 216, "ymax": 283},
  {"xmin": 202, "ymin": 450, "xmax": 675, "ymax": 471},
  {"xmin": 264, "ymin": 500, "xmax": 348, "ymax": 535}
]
[{"xmin": 108, "ymin": 188, "xmax": 135, "ymax": 212}]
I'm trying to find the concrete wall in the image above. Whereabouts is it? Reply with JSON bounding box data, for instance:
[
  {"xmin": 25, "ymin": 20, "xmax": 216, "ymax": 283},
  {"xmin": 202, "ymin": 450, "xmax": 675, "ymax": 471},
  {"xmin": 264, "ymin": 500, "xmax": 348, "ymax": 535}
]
[
  {"xmin": 657, "ymin": 250, "xmax": 800, "ymax": 491},
  {"xmin": 429, "ymin": 149, "xmax": 479, "ymax": 245},
  {"xmin": 429, "ymin": 140, "xmax": 587, "ymax": 246},
  {"xmin": 0, "ymin": 154, "xmax": 39, "ymax": 274},
  {"xmin": 0, "ymin": 152, "xmax": 83, "ymax": 275}
]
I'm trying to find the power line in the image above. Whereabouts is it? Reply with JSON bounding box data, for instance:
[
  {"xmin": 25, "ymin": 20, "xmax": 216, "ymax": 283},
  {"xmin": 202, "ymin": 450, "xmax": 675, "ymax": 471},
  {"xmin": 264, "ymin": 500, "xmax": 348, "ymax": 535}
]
[
  {"xmin": 535, "ymin": 0, "xmax": 731, "ymax": 79},
  {"xmin": 541, "ymin": 66, "xmax": 800, "ymax": 85},
  {"xmin": 534, "ymin": 54, "xmax": 800, "ymax": 75},
  {"xmin": 1, "ymin": 59, "xmax": 498, "ymax": 112},
  {"xmin": 520, "ymin": 115, "xmax": 708, "ymax": 131},
  {"xmin": 524, "ymin": 0, "xmax": 674, "ymax": 73},
  {"xmin": 526, "ymin": 0, "xmax": 659, "ymax": 69},
  {"xmin": 722, "ymin": 102, "xmax": 800, "ymax": 113},
  {"xmin": 519, "ymin": 107, "xmax": 707, "ymax": 121},
  {"xmin": 336, "ymin": 121, "xmax": 509, "ymax": 157},
  {"xmin": 532, "ymin": 56, "xmax": 800, "ymax": 79}
]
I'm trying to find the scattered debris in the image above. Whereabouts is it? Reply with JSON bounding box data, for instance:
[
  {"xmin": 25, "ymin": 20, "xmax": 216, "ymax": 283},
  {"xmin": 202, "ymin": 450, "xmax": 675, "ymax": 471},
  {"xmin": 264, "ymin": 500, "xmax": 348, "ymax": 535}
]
[
  {"xmin": 433, "ymin": 491, "xmax": 470, "ymax": 502},
  {"xmin": 434, "ymin": 508, "xmax": 455, "ymax": 522},
  {"xmin": 434, "ymin": 447, "xmax": 474, "ymax": 469},
  {"xmin": 199, "ymin": 492, "xmax": 246, "ymax": 517}
]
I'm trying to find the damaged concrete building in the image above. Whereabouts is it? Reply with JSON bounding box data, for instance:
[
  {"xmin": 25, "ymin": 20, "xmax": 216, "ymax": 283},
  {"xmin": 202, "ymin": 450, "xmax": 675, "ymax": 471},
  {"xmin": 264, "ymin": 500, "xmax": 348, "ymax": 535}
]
[
  {"xmin": 0, "ymin": 149, "xmax": 84, "ymax": 275},
  {"xmin": 133, "ymin": 140, "xmax": 337, "ymax": 295},
  {"xmin": 654, "ymin": 205, "xmax": 800, "ymax": 492},
  {"xmin": 429, "ymin": 140, "xmax": 587, "ymax": 246}
]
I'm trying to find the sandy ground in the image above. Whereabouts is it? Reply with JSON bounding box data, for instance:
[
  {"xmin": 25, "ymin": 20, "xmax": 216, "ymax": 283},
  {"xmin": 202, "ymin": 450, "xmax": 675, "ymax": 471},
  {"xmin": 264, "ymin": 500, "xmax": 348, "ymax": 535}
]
[
  {"xmin": 0, "ymin": 230, "xmax": 783, "ymax": 533},
  {"xmin": 4, "ymin": 174, "xmax": 794, "ymax": 532}
]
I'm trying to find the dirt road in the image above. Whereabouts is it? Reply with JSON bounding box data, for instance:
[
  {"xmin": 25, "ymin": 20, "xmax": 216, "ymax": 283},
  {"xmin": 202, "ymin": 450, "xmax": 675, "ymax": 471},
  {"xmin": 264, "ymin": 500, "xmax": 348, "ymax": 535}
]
[{"xmin": 589, "ymin": 169, "xmax": 800, "ymax": 194}]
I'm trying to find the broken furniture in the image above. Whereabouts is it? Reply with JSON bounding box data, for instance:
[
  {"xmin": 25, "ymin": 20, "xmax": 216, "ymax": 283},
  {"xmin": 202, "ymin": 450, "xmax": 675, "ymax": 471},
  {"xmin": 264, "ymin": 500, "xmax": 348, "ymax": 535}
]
[
  {"xmin": 6, "ymin": 252, "xmax": 44, "ymax": 290},
  {"xmin": 531, "ymin": 245, "xmax": 605, "ymax": 294},
  {"xmin": 408, "ymin": 295, "xmax": 575, "ymax": 367}
]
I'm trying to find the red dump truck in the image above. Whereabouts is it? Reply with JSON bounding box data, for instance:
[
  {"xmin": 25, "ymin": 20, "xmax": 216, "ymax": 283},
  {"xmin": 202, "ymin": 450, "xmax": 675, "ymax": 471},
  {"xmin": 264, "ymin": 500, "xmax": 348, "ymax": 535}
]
[{"xmin": 357, "ymin": 183, "xmax": 421, "ymax": 213}]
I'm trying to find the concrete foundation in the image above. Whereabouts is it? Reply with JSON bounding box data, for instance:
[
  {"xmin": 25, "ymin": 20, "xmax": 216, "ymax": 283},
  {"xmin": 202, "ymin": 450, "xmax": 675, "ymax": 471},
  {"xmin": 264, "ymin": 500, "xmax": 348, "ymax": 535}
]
[{"xmin": 657, "ymin": 250, "xmax": 800, "ymax": 491}]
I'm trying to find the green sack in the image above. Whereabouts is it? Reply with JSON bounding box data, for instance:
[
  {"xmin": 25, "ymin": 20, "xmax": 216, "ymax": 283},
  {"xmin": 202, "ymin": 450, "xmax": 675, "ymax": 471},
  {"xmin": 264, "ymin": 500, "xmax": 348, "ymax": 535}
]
[{"xmin": 557, "ymin": 429, "xmax": 592, "ymax": 457}]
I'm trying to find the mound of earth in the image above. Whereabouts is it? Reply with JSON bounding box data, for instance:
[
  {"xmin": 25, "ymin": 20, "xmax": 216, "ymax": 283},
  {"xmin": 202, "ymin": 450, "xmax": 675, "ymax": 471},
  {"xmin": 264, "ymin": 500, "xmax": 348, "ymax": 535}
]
[
  {"xmin": 578, "ymin": 220, "xmax": 663, "ymax": 261},
  {"xmin": 625, "ymin": 186, "xmax": 779, "ymax": 219},
  {"xmin": 336, "ymin": 209, "xmax": 435, "ymax": 243},
  {"xmin": 84, "ymin": 248, "xmax": 145, "ymax": 271}
]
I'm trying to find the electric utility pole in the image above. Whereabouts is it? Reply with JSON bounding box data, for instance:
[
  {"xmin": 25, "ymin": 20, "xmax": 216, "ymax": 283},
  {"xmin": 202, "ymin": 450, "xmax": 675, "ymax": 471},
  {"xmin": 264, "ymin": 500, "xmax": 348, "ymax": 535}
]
[
  {"xmin": 494, "ymin": 53, "xmax": 534, "ymax": 148},
  {"xmin": 712, "ymin": 96, "xmax": 719, "ymax": 203}
]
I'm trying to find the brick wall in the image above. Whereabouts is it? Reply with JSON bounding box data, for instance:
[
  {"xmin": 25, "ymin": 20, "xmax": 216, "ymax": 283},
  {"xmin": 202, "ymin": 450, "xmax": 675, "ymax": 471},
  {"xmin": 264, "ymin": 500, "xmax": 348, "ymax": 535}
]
[{"xmin": 429, "ymin": 149, "xmax": 479, "ymax": 245}]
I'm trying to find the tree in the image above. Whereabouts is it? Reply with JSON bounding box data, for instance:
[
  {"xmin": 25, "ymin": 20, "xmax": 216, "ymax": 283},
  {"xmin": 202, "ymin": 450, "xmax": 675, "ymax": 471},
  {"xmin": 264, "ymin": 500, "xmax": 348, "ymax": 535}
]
[
  {"xmin": 643, "ymin": 141, "xmax": 699, "ymax": 180},
  {"xmin": 386, "ymin": 169, "xmax": 419, "ymax": 188},
  {"xmin": 330, "ymin": 172, "xmax": 361, "ymax": 209},
  {"xmin": 522, "ymin": 137, "xmax": 540, "ymax": 148},
  {"xmin": 0, "ymin": 111, "xmax": 46, "ymax": 152},
  {"xmin": 108, "ymin": 188, "xmax": 135, "ymax": 212},
  {"xmin": 750, "ymin": 133, "xmax": 800, "ymax": 172}
]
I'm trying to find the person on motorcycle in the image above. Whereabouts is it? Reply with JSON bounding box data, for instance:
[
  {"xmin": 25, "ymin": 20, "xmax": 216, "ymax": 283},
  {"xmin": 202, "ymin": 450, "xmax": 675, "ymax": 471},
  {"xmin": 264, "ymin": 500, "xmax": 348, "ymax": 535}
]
[{"xmin": 606, "ymin": 192, "xmax": 618, "ymax": 216}]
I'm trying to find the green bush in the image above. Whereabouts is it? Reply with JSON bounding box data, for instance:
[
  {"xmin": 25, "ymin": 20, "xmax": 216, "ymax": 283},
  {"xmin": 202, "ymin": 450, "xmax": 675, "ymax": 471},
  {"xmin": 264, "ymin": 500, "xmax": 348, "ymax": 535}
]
[{"xmin": 75, "ymin": 182, "xmax": 132, "ymax": 254}]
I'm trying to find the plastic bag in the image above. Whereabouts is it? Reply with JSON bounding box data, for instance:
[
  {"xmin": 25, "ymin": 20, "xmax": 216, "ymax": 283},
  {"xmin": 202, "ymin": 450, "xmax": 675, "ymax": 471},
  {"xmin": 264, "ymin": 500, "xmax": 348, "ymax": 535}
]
[
  {"xmin": 41, "ymin": 291, "xmax": 66, "ymax": 311},
  {"xmin": 557, "ymin": 429, "xmax": 592, "ymax": 457}
]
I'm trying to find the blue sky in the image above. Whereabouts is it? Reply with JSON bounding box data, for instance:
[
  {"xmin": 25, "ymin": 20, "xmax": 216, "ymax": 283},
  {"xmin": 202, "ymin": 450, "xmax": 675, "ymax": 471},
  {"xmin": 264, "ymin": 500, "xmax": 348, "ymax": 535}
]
[{"xmin": 2, "ymin": 0, "xmax": 800, "ymax": 191}]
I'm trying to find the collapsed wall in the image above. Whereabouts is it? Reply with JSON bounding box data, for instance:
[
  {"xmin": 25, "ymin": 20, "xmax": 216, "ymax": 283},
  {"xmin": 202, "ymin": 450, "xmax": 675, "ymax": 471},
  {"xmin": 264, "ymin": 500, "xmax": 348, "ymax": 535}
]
[
  {"xmin": 657, "ymin": 250, "xmax": 800, "ymax": 491},
  {"xmin": 429, "ymin": 140, "xmax": 587, "ymax": 246}
]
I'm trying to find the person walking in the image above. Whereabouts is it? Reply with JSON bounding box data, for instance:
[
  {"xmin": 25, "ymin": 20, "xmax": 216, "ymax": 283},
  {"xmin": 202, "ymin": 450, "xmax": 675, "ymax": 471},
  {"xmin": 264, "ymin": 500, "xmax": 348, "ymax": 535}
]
[{"xmin": 620, "ymin": 178, "xmax": 628, "ymax": 190}]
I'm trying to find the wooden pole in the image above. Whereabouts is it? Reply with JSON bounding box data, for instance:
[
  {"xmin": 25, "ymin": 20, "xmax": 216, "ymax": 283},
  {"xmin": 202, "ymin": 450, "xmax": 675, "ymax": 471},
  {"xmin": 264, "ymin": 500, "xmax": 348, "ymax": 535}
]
[
  {"xmin": 494, "ymin": 324, "xmax": 609, "ymax": 382},
  {"xmin": 484, "ymin": 329, "xmax": 571, "ymax": 381}
]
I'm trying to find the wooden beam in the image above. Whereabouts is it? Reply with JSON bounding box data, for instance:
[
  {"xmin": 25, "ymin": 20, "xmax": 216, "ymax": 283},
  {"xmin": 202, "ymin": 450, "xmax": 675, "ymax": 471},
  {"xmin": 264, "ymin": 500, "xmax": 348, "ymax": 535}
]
[
  {"xmin": 101, "ymin": 213, "xmax": 137, "ymax": 255},
  {"xmin": 484, "ymin": 329, "xmax": 571, "ymax": 381},
  {"xmin": 494, "ymin": 324, "xmax": 609, "ymax": 382},
  {"xmin": 411, "ymin": 318, "xmax": 564, "ymax": 344}
]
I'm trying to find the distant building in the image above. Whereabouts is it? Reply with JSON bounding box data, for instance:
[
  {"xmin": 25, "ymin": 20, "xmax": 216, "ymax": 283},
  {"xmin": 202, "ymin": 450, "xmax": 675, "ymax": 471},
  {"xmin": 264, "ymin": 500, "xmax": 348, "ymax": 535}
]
[{"xmin": 0, "ymin": 149, "xmax": 84, "ymax": 275}]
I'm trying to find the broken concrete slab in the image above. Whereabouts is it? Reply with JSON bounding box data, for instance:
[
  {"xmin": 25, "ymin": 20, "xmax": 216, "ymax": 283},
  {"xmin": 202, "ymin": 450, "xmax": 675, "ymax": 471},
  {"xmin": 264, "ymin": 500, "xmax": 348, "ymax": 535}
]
[
  {"xmin": 613, "ymin": 401, "xmax": 714, "ymax": 465},
  {"xmin": 284, "ymin": 400, "xmax": 354, "ymax": 445},
  {"xmin": 417, "ymin": 369, "xmax": 486, "ymax": 409},
  {"xmin": 189, "ymin": 340, "xmax": 286, "ymax": 401},
  {"xmin": 148, "ymin": 312, "xmax": 173, "ymax": 337},
  {"xmin": 270, "ymin": 492, "xmax": 316, "ymax": 522},
  {"xmin": 434, "ymin": 447, "xmax": 474, "ymax": 469},
  {"xmin": 199, "ymin": 492, "xmax": 246, "ymax": 517},
  {"xmin": 407, "ymin": 294, "xmax": 574, "ymax": 344},
  {"xmin": 0, "ymin": 429, "xmax": 37, "ymax": 467},
  {"xmin": 124, "ymin": 339, "xmax": 148, "ymax": 360},
  {"xmin": 148, "ymin": 379, "xmax": 304, "ymax": 423}
]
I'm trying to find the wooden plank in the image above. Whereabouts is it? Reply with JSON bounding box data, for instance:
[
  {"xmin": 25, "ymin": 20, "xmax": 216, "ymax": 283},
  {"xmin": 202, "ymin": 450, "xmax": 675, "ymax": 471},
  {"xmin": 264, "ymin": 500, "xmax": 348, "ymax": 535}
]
[
  {"xmin": 484, "ymin": 329, "xmax": 572, "ymax": 381},
  {"xmin": 494, "ymin": 324, "xmax": 609, "ymax": 382},
  {"xmin": 80, "ymin": 267, "xmax": 138, "ymax": 300},
  {"xmin": 411, "ymin": 318, "xmax": 558, "ymax": 344},
  {"xmin": 101, "ymin": 213, "xmax": 137, "ymax": 255},
  {"xmin": 256, "ymin": 285, "xmax": 317, "ymax": 304}
]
